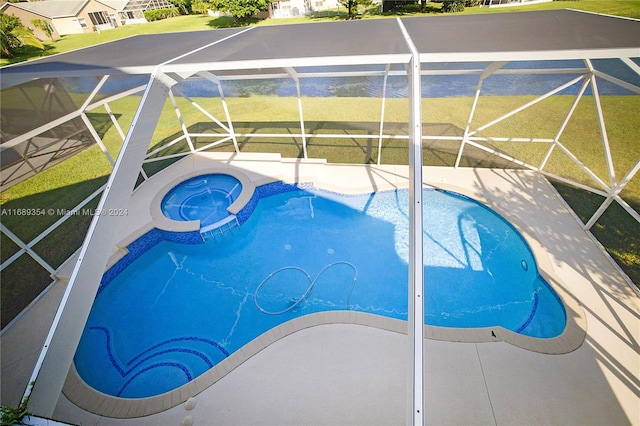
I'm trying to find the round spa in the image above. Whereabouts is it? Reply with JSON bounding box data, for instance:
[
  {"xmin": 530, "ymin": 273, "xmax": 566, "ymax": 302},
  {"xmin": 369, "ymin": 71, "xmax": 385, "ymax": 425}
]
[{"xmin": 160, "ymin": 174, "xmax": 242, "ymax": 231}]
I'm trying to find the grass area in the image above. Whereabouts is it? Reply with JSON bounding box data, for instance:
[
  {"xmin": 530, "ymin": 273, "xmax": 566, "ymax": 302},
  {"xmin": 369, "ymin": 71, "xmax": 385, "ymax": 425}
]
[{"xmin": 2, "ymin": 0, "xmax": 640, "ymax": 65}]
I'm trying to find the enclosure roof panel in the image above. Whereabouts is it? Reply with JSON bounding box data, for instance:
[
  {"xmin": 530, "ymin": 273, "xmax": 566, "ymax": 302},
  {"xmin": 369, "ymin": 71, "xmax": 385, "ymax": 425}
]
[
  {"xmin": 1, "ymin": 9, "xmax": 639, "ymax": 89},
  {"xmin": 0, "ymin": 29, "xmax": 247, "ymax": 88},
  {"xmin": 402, "ymin": 10, "xmax": 640, "ymax": 61},
  {"xmin": 166, "ymin": 18, "xmax": 412, "ymax": 68}
]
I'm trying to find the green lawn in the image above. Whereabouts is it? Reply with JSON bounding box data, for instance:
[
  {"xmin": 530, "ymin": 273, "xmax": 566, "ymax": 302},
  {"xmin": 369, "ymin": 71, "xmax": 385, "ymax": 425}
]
[
  {"xmin": 2, "ymin": 0, "xmax": 640, "ymax": 65},
  {"xmin": 1, "ymin": 93, "xmax": 638, "ymax": 328}
]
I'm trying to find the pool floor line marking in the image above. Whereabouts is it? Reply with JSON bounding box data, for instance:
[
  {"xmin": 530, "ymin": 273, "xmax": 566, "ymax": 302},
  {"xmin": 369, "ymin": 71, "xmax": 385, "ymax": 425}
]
[
  {"xmin": 92, "ymin": 328, "xmax": 215, "ymax": 378},
  {"xmin": 515, "ymin": 289, "xmax": 540, "ymax": 333},
  {"xmin": 88, "ymin": 327, "xmax": 229, "ymax": 395}
]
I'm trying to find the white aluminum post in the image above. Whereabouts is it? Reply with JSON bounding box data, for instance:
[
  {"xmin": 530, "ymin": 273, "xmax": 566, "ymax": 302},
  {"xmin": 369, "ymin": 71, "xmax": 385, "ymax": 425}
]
[
  {"xmin": 455, "ymin": 61, "xmax": 506, "ymax": 168},
  {"xmin": 25, "ymin": 70, "xmax": 171, "ymax": 417},
  {"xmin": 377, "ymin": 64, "xmax": 391, "ymax": 166},
  {"xmin": 217, "ymin": 80, "xmax": 240, "ymax": 153},
  {"xmin": 286, "ymin": 67, "xmax": 308, "ymax": 159},
  {"xmin": 397, "ymin": 17, "xmax": 424, "ymax": 426},
  {"xmin": 168, "ymin": 88, "xmax": 196, "ymax": 152}
]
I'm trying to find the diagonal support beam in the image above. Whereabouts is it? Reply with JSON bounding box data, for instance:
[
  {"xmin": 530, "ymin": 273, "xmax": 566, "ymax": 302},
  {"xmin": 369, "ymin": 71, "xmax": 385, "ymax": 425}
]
[
  {"xmin": 455, "ymin": 61, "xmax": 507, "ymax": 168},
  {"xmin": 467, "ymin": 75, "xmax": 584, "ymax": 138},
  {"xmin": 539, "ymin": 75, "xmax": 590, "ymax": 171},
  {"xmin": 584, "ymin": 157, "xmax": 640, "ymax": 230},
  {"xmin": 104, "ymin": 102, "xmax": 127, "ymax": 142},
  {"xmin": 585, "ymin": 59, "xmax": 617, "ymax": 189},
  {"xmin": 80, "ymin": 113, "xmax": 115, "ymax": 166},
  {"xmin": 168, "ymin": 87, "xmax": 196, "ymax": 152},
  {"xmin": 25, "ymin": 70, "xmax": 172, "ymax": 417},
  {"xmin": 199, "ymin": 71, "xmax": 240, "ymax": 153},
  {"xmin": 0, "ymin": 225, "xmax": 55, "ymax": 275},
  {"xmin": 172, "ymin": 86, "xmax": 232, "ymax": 134}
]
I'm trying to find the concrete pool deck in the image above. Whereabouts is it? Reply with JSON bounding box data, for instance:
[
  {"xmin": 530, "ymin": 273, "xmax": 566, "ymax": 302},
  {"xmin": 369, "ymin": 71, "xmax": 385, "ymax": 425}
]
[{"xmin": 1, "ymin": 152, "xmax": 638, "ymax": 425}]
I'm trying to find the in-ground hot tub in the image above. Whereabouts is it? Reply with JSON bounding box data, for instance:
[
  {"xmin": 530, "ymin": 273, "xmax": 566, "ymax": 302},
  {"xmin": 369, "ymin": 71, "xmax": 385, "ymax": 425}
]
[{"xmin": 160, "ymin": 173, "xmax": 242, "ymax": 231}]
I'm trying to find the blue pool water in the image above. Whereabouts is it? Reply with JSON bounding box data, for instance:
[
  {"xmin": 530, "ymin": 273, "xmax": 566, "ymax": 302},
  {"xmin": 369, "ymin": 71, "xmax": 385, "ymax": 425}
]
[
  {"xmin": 75, "ymin": 186, "xmax": 566, "ymax": 398},
  {"xmin": 161, "ymin": 174, "xmax": 242, "ymax": 229}
]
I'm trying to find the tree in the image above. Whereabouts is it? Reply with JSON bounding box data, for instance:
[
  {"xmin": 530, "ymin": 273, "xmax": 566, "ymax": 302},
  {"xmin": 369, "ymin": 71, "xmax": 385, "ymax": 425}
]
[
  {"xmin": 208, "ymin": 0, "xmax": 268, "ymax": 21},
  {"xmin": 1, "ymin": 12, "xmax": 44, "ymax": 58},
  {"xmin": 339, "ymin": 0, "xmax": 371, "ymax": 19},
  {"xmin": 339, "ymin": 0, "xmax": 357, "ymax": 19},
  {"xmin": 32, "ymin": 18, "xmax": 53, "ymax": 41},
  {"xmin": 169, "ymin": 0, "xmax": 193, "ymax": 15},
  {"xmin": 191, "ymin": 0, "xmax": 210, "ymax": 14}
]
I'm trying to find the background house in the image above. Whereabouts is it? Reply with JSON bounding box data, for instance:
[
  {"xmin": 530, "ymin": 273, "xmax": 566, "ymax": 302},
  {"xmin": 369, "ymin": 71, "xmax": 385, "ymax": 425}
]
[
  {"xmin": 1, "ymin": 0, "xmax": 119, "ymax": 40},
  {"xmin": 269, "ymin": 0, "xmax": 341, "ymax": 18},
  {"xmin": 481, "ymin": 0, "xmax": 552, "ymax": 6},
  {"xmin": 1, "ymin": 0, "xmax": 177, "ymax": 40},
  {"xmin": 106, "ymin": 0, "xmax": 177, "ymax": 25}
]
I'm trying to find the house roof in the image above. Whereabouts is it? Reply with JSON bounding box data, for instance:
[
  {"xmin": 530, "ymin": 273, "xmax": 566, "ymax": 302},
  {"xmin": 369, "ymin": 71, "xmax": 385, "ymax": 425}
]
[
  {"xmin": 1, "ymin": 9, "xmax": 639, "ymax": 88},
  {"xmin": 101, "ymin": 0, "xmax": 130, "ymax": 11},
  {"xmin": 2, "ymin": 0, "xmax": 94, "ymax": 19}
]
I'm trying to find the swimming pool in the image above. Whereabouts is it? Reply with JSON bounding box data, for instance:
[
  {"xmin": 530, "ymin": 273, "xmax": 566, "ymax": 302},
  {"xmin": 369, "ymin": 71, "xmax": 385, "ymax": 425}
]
[{"xmin": 75, "ymin": 184, "xmax": 566, "ymax": 398}]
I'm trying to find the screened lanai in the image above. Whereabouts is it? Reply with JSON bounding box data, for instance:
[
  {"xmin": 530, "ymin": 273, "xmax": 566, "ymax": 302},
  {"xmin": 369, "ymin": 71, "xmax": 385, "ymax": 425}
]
[{"xmin": 1, "ymin": 9, "xmax": 639, "ymax": 423}]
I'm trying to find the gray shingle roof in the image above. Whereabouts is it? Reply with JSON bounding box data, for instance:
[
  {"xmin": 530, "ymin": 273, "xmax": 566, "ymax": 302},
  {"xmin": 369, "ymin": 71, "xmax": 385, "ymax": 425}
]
[{"xmin": 4, "ymin": 0, "xmax": 92, "ymax": 19}]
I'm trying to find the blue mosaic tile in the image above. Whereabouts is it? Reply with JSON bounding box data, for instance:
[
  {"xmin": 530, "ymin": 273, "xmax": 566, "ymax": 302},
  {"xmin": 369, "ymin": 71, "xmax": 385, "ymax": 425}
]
[
  {"xmin": 237, "ymin": 181, "xmax": 312, "ymax": 225},
  {"xmin": 159, "ymin": 229, "xmax": 203, "ymax": 244},
  {"xmin": 99, "ymin": 229, "xmax": 163, "ymax": 294},
  {"xmin": 99, "ymin": 228, "xmax": 203, "ymax": 295}
]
